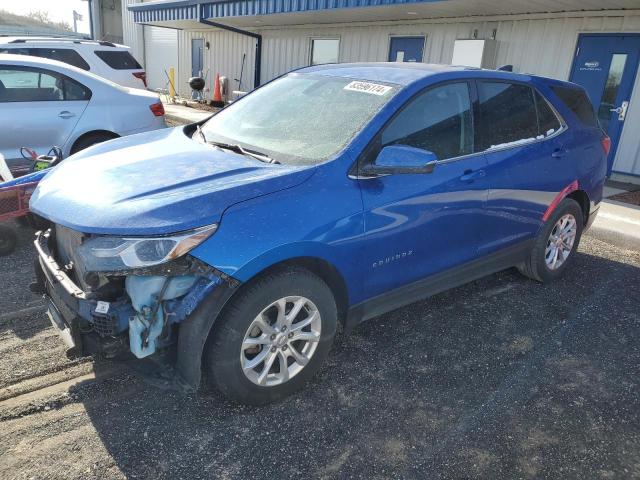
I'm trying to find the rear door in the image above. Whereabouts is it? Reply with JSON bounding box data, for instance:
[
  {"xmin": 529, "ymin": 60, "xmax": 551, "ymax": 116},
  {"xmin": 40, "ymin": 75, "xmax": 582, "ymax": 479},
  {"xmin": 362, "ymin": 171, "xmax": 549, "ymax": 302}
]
[
  {"xmin": 0, "ymin": 65, "xmax": 89, "ymax": 174},
  {"xmin": 478, "ymin": 80, "xmax": 569, "ymax": 255}
]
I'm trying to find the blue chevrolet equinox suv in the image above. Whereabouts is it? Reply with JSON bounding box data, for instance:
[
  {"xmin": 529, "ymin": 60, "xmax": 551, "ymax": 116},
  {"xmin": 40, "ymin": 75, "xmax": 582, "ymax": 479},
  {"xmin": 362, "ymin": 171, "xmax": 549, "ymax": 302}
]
[{"xmin": 30, "ymin": 63, "xmax": 608, "ymax": 404}]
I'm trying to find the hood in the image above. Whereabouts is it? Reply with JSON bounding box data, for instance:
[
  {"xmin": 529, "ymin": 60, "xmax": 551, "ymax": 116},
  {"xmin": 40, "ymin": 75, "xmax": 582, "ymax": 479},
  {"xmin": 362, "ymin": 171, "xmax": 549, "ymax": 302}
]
[{"xmin": 30, "ymin": 127, "xmax": 315, "ymax": 235}]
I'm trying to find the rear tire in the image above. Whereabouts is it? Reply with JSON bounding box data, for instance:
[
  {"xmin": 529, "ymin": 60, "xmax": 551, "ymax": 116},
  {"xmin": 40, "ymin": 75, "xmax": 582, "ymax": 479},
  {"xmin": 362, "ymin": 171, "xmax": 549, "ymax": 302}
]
[
  {"xmin": 205, "ymin": 268, "xmax": 337, "ymax": 405},
  {"xmin": 518, "ymin": 198, "xmax": 583, "ymax": 283},
  {"xmin": 0, "ymin": 225, "xmax": 17, "ymax": 256},
  {"xmin": 70, "ymin": 132, "xmax": 117, "ymax": 155}
]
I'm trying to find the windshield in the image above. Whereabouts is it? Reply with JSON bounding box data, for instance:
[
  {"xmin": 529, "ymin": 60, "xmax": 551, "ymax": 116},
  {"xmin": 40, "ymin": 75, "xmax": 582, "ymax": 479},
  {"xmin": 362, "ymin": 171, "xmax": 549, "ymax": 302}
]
[{"xmin": 200, "ymin": 74, "xmax": 398, "ymax": 165}]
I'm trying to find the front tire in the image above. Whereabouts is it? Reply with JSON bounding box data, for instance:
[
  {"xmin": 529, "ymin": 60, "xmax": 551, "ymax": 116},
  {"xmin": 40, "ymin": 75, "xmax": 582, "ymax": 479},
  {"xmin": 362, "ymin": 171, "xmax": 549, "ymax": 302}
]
[
  {"xmin": 518, "ymin": 198, "xmax": 583, "ymax": 283},
  {"xmin": 205, "ymin": 268, "xmax": 337, "ymax": 405}
]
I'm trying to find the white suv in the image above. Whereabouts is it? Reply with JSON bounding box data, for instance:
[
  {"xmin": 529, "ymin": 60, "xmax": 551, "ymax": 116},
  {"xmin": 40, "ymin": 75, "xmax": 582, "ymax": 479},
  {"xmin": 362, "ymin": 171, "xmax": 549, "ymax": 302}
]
[{"xmin": 0, "ymin": 37, "xmax": 147, "ymax": 89}]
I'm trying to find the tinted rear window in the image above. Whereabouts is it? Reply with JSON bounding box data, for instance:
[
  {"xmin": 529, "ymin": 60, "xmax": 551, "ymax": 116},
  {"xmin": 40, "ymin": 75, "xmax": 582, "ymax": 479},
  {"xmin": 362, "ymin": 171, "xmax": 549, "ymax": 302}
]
[
  {"xmin": 0, "ymin": 47, "xmax": 90, "ymax": 70},
  {"xmin": 477, "ymin": 82, "xmax": 539, "ymax": 150},
  {"xmin": 94, "ymin": 50, "xmax": 142, "ymax": 70},
  {"xmin": 551, "ymin": 86, "xmax": 598, "ymax": 127}
]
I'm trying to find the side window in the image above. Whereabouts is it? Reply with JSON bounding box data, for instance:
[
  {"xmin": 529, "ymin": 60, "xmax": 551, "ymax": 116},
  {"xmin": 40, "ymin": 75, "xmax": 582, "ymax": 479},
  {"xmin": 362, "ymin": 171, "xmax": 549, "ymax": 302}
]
[
  {"xmin": 381, "ymin": 82, "xmax": 474, "ymax": 161},
  {"xmin": 535, "ymin": 91, "xmax": 562, "ymax": 137},
  {"xmin": 551, "ymin": 86, "xmax": 598, "ymax": 127},
  {"xmin": 36, "ymin": 48, "xmax": 91, "ymax": 70},
  {"xmin": 0, "ymin": 67, "xmax": 62, "ymax": 101},
  {"xmin": 60, "ymin": 77, "xmax": 92, "ymax": 101},
  {"xmin": 0, "ymin": 48, "xmax": 90, "ymax": 70},
  {"xmin": 478, "ymin": 82, "xmax": 539, "ymax": 150},
  {"xmin": 0, "ymin": 48, "xmax": 31, "ymax": 55},
  {"xmin": 0, "ymin": 67, "xmax": 90, "ymax": 102}
]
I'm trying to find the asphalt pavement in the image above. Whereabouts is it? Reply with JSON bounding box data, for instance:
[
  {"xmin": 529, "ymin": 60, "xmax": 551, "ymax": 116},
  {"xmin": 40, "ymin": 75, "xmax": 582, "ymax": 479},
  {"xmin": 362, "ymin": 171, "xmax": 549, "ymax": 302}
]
[{"xmin": 0, "ymin": 220, "xmax": 639, "ymax": 479}]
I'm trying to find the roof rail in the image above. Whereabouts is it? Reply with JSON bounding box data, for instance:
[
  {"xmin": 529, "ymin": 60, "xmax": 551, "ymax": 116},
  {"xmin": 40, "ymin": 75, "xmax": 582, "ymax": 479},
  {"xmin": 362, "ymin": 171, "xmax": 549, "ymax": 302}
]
[{"xmin": 7, "ymin": 37, "xmax": 117, "ymax": 47}]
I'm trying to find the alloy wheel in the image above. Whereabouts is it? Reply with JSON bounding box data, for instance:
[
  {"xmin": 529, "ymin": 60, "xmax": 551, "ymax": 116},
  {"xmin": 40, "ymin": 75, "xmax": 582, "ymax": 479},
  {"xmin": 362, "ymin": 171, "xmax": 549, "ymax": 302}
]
[
  {"xmin": 545, "ymin": 213, "xmax": 577, "ymax": 270},
  {"xmin": 240, "ymin": 296, "xmax": 321, "ymax": 387}
]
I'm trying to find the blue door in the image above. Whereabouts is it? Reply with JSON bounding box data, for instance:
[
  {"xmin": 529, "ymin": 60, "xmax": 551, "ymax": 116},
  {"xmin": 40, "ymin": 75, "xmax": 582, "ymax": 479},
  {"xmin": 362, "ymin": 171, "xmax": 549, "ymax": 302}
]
[
  {"xmin": 360, "ymin": 82, "xmax": 489, "ymax": 298},
  {"xmin": 191, "ymin": 38, "xmax": 204, "ymax": 77},
  {"xmin": 570, "ymin": 34, "xmax": 640, "ymax": 174},
  {"xmin": 388, "ymin": 37, "xmax": 425, "ymax": 63}
]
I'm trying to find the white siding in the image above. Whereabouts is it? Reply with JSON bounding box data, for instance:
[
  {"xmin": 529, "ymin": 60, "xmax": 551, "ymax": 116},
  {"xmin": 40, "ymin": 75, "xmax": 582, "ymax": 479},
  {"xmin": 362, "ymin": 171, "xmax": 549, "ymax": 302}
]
[
  {"xmin": 121, "ymin": 0, "xmax": 144, "ymax": 66},
  {"xmin": 175, "ymin": 30, "xmax": 257, "ymax": 99},
  {"xmin": 138, "ymin": 10, "xmax": 640, "ymax": 174},
  {"xmin": 257, "ymin": 13, "xmax": 640, "ymax": 81}
]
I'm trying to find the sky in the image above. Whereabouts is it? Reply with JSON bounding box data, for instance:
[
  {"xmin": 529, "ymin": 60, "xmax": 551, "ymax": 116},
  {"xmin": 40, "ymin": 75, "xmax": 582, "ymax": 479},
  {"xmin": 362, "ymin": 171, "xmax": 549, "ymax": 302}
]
[{"xmin": 0, "ymin": 0, "xmax": 91, "ymax": 34}]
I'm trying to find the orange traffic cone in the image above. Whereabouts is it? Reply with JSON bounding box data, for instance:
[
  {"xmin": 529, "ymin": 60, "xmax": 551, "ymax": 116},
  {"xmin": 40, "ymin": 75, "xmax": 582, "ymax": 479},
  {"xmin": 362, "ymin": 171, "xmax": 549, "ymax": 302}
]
[{"xmin": 212, "ymin": 73, "xmax": 224, "ymax": 107}]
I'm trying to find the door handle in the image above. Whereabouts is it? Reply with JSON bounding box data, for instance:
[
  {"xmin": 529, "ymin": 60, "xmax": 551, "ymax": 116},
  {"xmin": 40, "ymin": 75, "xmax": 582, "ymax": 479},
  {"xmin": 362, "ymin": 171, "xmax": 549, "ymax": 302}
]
[
  {"xmin": 610, "ymin": 101, "xmax": 629, "ymax": 121},
  {"xmin": 552, "ymin": 148, "xmax": 567, "ymax": 158},
  {"xmin": 459, "ymin": 169, "xmax": 486, "ymax": 183},
  {"xmin": 58, "ymin": 111, "xmax": 75, "ymax": 119}
]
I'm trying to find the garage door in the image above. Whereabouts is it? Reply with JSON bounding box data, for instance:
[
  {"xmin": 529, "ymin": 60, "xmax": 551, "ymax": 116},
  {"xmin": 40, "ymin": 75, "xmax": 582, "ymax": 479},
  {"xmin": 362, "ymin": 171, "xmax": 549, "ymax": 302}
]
[{"xmin": 143, "ymin": 26, "xmax": 178, "ymax": 91}]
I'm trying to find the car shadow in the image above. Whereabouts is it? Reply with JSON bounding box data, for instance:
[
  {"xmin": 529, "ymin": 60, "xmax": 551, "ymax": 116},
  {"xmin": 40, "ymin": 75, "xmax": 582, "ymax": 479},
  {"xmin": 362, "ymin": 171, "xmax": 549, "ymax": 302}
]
[
  {"xmin": 62, "ymin": 245, "xmax": 640, "ymax": 478},
  {"xmin": 0, "ymin": 221, "xmax": 48, "ymax": 339}
]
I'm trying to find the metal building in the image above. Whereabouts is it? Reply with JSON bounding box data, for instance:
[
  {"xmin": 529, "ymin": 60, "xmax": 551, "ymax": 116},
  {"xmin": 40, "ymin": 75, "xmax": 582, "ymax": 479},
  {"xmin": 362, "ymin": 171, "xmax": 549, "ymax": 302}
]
[{"xmin": 123, "ymin": 0, "xmax": 640, "ymax": 179}]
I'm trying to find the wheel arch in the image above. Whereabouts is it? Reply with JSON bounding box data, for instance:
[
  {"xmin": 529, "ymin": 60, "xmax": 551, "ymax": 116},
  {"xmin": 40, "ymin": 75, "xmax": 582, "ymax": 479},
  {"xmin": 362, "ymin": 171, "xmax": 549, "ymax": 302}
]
[
  {"xmin": 175, "ymin": 255, "xmax": 350, "ymax": 391},
  {"xmin": 243, "ymin": 256, "xmax": 350, "ymax": 327},
  {"xmin": 566, "ymin": 189, "xmax": 590, "ymax": 225},
  {"xmin": 70, "ymin": 130, "xmax": 119, "ymax": 155}
]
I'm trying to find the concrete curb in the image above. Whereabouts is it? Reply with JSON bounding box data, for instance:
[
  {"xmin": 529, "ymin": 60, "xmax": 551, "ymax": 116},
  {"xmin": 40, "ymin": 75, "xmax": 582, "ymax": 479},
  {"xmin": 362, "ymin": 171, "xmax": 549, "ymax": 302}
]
[{"xmin": 585, "ymin": 200, "xmax": 640, "ymax": 252}]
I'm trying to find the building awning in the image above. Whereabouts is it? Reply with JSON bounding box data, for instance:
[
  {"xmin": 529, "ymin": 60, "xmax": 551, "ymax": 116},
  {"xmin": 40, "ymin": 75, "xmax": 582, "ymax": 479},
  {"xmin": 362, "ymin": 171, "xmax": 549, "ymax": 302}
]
[{"xmin": 128, "ymin": 0, "xmax": 638, "ymax": 29}]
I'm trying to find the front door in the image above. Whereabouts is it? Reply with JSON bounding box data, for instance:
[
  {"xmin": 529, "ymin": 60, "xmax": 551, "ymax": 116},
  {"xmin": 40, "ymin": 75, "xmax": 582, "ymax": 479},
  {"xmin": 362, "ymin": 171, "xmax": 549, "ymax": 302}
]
[
  {"xmin": 191, "ymin": 38, "xmax": 204, "ymax": 77},
  {"xmin": 360, "ymin": 81, "xmax": 488, "ymax": 298},
  {"xmin": 388, "ymin": 37, "xmax": 425, "ymax": 63},
  {"xmin": 570, "ymin": 34, "xmax": 640, "ymax": 174}
]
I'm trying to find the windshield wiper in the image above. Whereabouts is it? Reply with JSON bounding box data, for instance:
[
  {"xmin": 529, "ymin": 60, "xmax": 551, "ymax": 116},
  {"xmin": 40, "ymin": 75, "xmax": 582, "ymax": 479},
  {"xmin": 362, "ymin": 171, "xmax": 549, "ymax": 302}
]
[{"xmin": 208, "ymin": 141, "xmax": 279, "ymax": 164}]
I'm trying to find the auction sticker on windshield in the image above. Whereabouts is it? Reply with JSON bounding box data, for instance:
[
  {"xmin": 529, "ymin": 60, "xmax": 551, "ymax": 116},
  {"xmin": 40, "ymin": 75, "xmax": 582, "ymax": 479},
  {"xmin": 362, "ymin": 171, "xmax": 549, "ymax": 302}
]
[{"xmin": 344, "ymin": 81, "xmax": 393, "ymax": 96}]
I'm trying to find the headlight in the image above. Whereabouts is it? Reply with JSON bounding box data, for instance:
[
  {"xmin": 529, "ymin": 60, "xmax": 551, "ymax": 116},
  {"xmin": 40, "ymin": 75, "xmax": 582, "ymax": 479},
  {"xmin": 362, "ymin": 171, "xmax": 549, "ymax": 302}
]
[{"xmin": 76, "ymin": 224, "xmax": 217, "ymax": 272}]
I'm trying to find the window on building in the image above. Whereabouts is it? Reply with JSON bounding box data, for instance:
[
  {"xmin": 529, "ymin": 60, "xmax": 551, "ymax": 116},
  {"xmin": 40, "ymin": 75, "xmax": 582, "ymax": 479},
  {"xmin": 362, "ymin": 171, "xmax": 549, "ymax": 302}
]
[
  {"xmin": 381, "ymin": 82, "xmax": 474, "ymax": 160},
  {"xmin": 94, "ymin": 50, "xmax": 142, "ymax": 70},
  {"xmin": 535, "ymin": 91, "xmax": 562, "ymax": 137},
  {"xmin": 477, "ymin": 82, "xmax": 539, "ymax": 150},
  {"xmin": 310, "ymin": 38, "xmax": 340, "ymax": 65},
  {"xmin": 551, "ymin": 86, "xmax": 599, "ymax": 128},
  {"xmin": 0, "ymin": 67, "xmax": 91, "ymax": 102}
]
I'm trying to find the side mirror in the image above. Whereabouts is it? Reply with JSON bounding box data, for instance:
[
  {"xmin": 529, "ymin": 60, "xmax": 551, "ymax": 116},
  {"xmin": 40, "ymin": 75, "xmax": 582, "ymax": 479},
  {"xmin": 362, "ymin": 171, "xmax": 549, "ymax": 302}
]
[{"xmin": 362, "ymin": 145, "xmax": 437, "ymax": 176}]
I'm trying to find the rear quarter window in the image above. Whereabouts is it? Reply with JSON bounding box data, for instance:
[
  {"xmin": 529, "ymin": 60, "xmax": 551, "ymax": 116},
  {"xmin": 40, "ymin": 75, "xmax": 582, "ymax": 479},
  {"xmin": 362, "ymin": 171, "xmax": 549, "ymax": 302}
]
[
  {"xmin": 94, "ymin": 50, "xmax": 142, "ymax": 70},
  {"xmin": 551, "ymin": 86, "xmax": 599, "ymax": 127}
]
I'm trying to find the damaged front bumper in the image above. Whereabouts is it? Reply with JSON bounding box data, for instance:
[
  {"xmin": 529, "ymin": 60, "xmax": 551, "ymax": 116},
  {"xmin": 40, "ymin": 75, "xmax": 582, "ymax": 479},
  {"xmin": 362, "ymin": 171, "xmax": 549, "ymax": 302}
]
[{"xmin": 33, "ymin": 229, "xmax": 239, "ymax": 388}]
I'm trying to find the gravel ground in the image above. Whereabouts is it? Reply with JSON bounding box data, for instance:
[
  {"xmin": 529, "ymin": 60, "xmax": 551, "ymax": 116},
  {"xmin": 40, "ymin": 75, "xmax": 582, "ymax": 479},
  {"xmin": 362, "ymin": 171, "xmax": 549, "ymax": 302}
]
[{"xmin": 0, "ymin": 233, "xmax": 638, "ymax": 479}]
